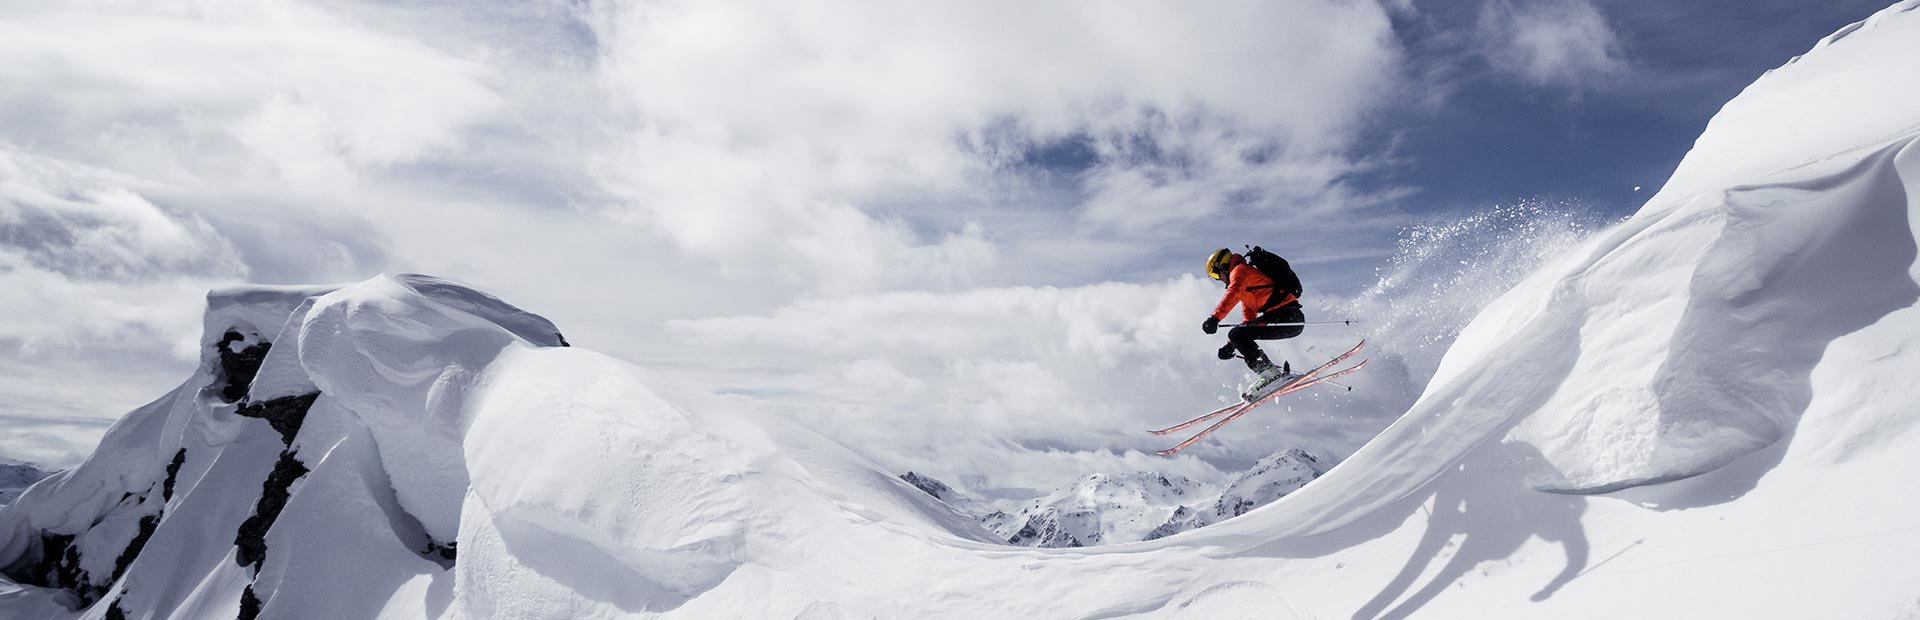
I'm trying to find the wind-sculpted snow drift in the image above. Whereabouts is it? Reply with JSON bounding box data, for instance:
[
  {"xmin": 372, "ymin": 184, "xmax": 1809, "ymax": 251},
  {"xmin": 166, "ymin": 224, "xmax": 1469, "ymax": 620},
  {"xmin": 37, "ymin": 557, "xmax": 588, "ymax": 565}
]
[{"xmin": 7, "ymin": 2, "xmax": 1920, "ymax": 618}]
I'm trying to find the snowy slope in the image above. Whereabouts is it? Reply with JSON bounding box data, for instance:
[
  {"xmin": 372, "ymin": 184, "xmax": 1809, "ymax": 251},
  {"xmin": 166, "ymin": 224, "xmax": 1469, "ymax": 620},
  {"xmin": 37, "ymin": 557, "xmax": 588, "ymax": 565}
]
[{"xmin": 5, "ymin": 3, "xmax": 1920, "ymax": 619}]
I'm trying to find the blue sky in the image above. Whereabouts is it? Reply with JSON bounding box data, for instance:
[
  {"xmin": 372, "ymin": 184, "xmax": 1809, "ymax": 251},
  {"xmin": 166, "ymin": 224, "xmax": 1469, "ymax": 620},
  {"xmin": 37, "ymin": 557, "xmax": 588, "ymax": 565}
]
[
  {"xmin": 0, "ymin": 0, "xmax": 1903, "ymax": 485},
  {"xmin": 1374, "ymin": 0, "xmax": 1895, "ymax": 217}
]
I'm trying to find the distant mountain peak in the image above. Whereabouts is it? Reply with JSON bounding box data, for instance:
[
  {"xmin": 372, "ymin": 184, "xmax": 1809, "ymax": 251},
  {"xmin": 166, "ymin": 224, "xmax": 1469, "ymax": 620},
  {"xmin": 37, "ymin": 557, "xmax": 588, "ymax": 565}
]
[
  {"xmin": 967, "ymin": 449, "xmax": 1329, "ymax": 548},
  {"xmin": 0, "ymin": 458, "xmax": 53, "ymax": 507}
]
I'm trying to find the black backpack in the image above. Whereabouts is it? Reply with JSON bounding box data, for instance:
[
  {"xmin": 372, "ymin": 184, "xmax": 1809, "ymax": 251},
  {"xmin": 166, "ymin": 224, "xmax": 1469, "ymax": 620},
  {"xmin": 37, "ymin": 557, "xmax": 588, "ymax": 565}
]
[{"xmin": 1244, "ymin": 246, "xmax": 1303, "ymax": 300}]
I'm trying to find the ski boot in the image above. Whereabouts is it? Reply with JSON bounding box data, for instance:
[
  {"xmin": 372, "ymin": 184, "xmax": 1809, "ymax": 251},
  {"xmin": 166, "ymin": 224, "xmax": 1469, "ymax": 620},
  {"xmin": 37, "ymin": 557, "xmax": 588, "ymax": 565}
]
[{"xmin": 1241, "ymin": 360, "xmax": 1294, "ymax": 401}]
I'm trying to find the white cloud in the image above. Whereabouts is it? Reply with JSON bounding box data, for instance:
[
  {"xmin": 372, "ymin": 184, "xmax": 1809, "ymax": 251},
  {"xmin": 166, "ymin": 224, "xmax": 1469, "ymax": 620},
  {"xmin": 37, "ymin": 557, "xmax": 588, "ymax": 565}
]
[
  {"xmin": 0, "ymin": 0, "xmax": 516, "ymax": 448},
  {"xmin": 0, "ymin": 0, "xmax": 1460, "ymax": 490},
  {"xmin": 1475, "ymin": 0, "xmax": 1629, "ymax": 90},
  {"xmin": 0, "ymin": 0, "xmax": 505, "ymax": 190},
  {"xmin": 584, "ymin": 0, "xmax": 1406, "ymax": 291},
  {"xmin": 667, "ymin": 278, "xmax": 1397, "ymax": 492},
  {"xmin": 0, "ymin": 148, "xmax": 245, "ymax": 462},
  {"xmin": 662, "ymin": 199, "xmax": 1614, "ymax": 493},
  {"xmin": 0, "ymin": 148, "xmax": 245, "ymax": 355}
]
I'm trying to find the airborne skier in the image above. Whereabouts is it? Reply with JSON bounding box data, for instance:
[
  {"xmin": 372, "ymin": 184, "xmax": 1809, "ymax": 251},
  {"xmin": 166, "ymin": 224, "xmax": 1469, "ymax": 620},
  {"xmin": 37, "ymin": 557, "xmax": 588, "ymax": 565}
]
[
  {"xmin": 1144, "ymin": 245, "xmax": 1364, "ymax": 456},
  {"xmin": 1201, "ymin": 247, "xmax": 1305, "ymax": 396}
]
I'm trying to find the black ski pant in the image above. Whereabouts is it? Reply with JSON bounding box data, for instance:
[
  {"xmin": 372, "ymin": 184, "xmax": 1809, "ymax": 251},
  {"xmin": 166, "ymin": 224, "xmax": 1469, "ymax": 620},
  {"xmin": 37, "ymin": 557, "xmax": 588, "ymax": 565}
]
[{"xmin": 1228, "ymin": 305, "xmax": 1304, "ymax": 371}]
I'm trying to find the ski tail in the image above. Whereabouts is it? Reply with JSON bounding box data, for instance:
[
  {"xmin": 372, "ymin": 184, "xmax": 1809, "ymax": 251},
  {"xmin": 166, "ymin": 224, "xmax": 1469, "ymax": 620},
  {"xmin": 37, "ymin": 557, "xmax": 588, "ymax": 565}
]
[{"xmin": 1148, "ymin": 401, "xmax": 1246, "ymax": 436}]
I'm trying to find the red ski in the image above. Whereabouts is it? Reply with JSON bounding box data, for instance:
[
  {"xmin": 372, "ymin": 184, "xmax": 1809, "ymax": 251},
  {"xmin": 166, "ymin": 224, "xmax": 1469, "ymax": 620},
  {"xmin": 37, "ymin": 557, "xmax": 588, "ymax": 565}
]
[
  {"xmin": 1148, "ymin": 340, "xmax": 1365, "ymax": 436},
  {"xmin": 1152, "ymin": 341, "xmax": 1367, "ymax": 456}
]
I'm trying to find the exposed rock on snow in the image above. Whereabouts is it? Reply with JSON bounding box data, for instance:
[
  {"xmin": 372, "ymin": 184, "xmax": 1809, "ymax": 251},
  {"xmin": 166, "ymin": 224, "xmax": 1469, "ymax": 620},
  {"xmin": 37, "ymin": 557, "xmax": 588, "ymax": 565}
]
[
  {"xmin": 899, "ymin": 472, "xmax": 957, "ymax": 502},
  {"xmin": 214, "ymin": 331, "xmax": 272, "ymax": 404},
  {"xmin": 159, "ymin": 450, "xmax": 183, "ymax": 504},
  {"xmin": 233, "ymin": 448, "xmax": 311, "ymax": 571}
]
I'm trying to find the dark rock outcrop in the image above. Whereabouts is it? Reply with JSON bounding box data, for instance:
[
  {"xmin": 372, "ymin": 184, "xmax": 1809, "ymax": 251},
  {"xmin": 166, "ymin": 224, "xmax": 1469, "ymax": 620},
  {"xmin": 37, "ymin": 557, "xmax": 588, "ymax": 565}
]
[
  {"xmin": 3, "ymin": 533, "xmax": 80, "ymax": 592},
  {"xmin": 215, "ymin": 331, "xmax": 271, "ymax": 403},
  {"xmin": 238, "ymin": 585, "xmax": 262, "ymax": 620},
  {"xmin": 110, "ymin": 513, "xmax": 160, "ymax": 582},
  {"xmin": 228, "ymin": 387, "xmax": 319, "ymax": 616},
  {"xmin": 162, "ymin": 449, "xmax": 186, "ymax": 503},
  {"xmin": 234, "ymin": 450, "xmax": 309, "ymax": 571},
  {"xmin": 0, "ymin": 531, "xmax": 109, "ymax": 607},
  {"xmin": 899, "ymin": 472, "xmax": 957, "ymax": 501},
  {"xmin": 0, "ymin": 465, "xmax": 182, "ymax": 609},
  {"xmin": 234, "ymin": 394, "xmax": 318, "ymax": 447},
  {"xmin": 426, "ymin": 540, "xmax": 457, "ymax": 565},
  {"xmin": 1008, "ymin": 516, "xmax": 1084, "ymax": 548}
]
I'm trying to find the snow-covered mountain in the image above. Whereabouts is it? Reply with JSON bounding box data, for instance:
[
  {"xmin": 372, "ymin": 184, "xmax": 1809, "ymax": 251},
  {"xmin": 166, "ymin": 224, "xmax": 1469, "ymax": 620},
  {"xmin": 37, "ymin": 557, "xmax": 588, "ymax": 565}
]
[
  {"xmin": 979, "ymin": 471, "xmax": 1207, "ymax": 547},
  {"xmin": 897, "ymin": 471, "xmax": 958, "ymax": 502},
  {"xmin": 959, "ymin": 448, "xmax": 1328, "ymax": 548},
  {"xmin": 4, "ymin": 3, "xmax": 1920, "ymax": 618},
  {"xmin": 1147, "ymin": 448, "xmax": 1326, "ymax": 540},
  {"xmin": 0, "ymin": 460, "xmax": 50, "ymax": 508},
  {"xmin": 0, "ymin": 274, "xmax": 569, "ymax": 619}
]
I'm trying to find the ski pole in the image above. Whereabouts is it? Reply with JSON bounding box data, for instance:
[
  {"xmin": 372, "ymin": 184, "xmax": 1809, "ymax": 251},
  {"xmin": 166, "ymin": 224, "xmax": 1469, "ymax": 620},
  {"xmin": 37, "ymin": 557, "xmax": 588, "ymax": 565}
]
[{"xmin": 1216, "ymin": 319, "xmax": 1360, "ymax": 328}]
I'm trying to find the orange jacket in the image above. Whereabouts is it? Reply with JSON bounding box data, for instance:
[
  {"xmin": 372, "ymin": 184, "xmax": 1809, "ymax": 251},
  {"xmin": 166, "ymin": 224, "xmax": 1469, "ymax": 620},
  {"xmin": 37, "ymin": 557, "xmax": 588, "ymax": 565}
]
[{"xmin": 1210, "ymin": 261, "xmax": 1297, "ymax": 321}]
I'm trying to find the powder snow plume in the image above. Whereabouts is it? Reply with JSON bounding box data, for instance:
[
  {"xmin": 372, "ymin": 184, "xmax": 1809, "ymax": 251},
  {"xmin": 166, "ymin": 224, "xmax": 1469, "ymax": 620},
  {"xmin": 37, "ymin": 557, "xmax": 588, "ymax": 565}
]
[{"xmin": 1346, "ymin": 198, "xmax": 1618, "ymax": 375}]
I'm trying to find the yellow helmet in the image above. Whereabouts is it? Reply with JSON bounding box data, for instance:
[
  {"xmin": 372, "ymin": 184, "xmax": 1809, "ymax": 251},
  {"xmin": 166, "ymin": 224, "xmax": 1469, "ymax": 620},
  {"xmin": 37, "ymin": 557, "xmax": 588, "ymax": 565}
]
[{"xmin": 1205, "ymin": 248, "xmax": 1233, "ymax": 281}]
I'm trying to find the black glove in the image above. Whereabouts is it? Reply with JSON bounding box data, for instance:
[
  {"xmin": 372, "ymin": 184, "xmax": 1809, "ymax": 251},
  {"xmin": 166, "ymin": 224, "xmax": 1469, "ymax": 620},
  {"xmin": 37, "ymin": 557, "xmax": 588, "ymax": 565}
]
[
  {"xmin": 1202, "ymin": 316, "xmax": 1220, "ymax": 335},
  {"xmin": 1217, "ymin": 344, "xmax": 1236, "ymax": 360}
]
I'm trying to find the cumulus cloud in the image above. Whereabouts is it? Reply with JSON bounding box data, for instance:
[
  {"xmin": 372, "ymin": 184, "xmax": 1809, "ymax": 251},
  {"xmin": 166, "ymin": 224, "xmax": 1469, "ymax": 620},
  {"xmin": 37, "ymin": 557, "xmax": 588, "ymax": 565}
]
[
  {"xmin": 0, "ymin": 0, "xmax": 505, "ymax": 189},
  {"xmin": 0, "ymin": 0, "xmax": 512, "ymax": 449},
  {"xmin": 668, "ymin": 278, "xmax": 1396, "ymax": 492},
  {"xmin": 584, "ymin": 0, "xmax": 1406, "ymax": 291},
  {"xmin": 1475, "ymin": 0, "xmax": 1629, "ymax": 90},
  {"xmin": 664, "ymin": 199, "xmax": 1614, "ymax": 494},
  {"xmin": 0, "ymin": 0, "xmax": 1465, "ymax": 490},
  {"xmin": 0, "ymin": 148, "xmax": 251, "ymax": 466},
  {"xmin": 0, "ymin": 148, "xmax": 245, "ymax": 354}
]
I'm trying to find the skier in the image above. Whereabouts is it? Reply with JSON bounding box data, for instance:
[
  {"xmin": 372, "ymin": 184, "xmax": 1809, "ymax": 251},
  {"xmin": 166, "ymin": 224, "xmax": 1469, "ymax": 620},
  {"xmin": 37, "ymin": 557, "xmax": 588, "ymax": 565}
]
[
  {"xmin": 1150, "ymin": 247, "xmax": 1360, "ymax": 454},
  {"xmin": 1201, "ymin": 247, "xmax": 1305, "ymax": 393}
]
